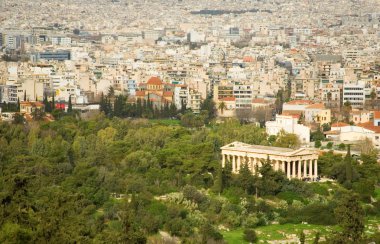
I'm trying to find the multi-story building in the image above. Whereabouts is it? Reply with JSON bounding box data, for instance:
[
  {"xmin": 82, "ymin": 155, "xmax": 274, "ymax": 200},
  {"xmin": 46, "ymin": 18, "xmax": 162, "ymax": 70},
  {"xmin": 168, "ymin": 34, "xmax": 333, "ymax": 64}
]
[
  {"xmin": 213, "ymin": 83, "xmax": 234, "ymax": 102},
  {"xmin": 233, "ymin": 83, "xmax": 253, "ymax": 109},
  {"xmin": 188, "ymin": 90, "xmax": 201, "ymax": 114},
  {"xmin": 343, "ymin": 83, "xmax": 365, "ymax": 107},
  {"xmin": 174, "ymin": 85, "xmax": 189, "ymax": 110},
  {"xmin": 266, "ymin": 114, "xmax": 311, "ymax": 144},
  {"xmin": 51, "ymin": 37, "xmax": 71, "ymax": 46},
  {"xmin": 0, "ymin": 85, "xmax": 18, "ymax": 103},
  {"xmin": 31, "ymin": 50, "xmax": 71, "ymax": 62}
]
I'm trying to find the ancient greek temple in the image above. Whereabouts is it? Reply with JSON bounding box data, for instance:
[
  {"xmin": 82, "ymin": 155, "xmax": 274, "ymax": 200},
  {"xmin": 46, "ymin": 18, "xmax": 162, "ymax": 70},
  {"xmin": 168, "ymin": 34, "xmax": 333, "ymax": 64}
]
[{"xmin": 221, "ymin": 142, "xmax": 319, "ymax": 180}]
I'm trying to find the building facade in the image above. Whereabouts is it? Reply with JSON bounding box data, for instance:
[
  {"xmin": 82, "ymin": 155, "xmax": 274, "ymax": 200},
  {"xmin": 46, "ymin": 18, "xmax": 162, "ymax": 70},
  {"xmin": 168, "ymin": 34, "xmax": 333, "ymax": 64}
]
[{"xmin": 221, "ymin": 142, "xmax": 319, "ymax": 180}]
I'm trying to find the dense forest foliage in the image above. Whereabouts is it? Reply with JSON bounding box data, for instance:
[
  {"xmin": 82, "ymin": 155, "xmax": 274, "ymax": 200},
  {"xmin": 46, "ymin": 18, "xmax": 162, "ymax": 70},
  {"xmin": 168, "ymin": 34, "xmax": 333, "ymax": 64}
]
[{"xmin": 0, "ymin": 114, "xmax": 379, "ymax": 243}]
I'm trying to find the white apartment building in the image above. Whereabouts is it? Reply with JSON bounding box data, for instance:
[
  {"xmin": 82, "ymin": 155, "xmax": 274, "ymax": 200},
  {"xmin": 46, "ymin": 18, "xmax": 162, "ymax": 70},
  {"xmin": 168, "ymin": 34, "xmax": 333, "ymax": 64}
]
[
  {"xmin": 233, "ymin": 83, "xmax": 253, "ymax": 109},
  {"xmin": 51, "ymin": 37, "xmax": 72, "ymax": 46},
  {"xmin": 174, "ymin": 85, "xmax": 189, "ymax": 110},
  {"xmin": 343, "ymin": 83, "xmax": 365, "ymax": 107},
  {"xmin": 187, "ymin": 90, "xmax": 201, "ymax": 114},
  {"xmin": 266, "ymin": 114, "xmax": 311, "ymax": 144},
  {"xmin": 0, "ymin": 85, "xmax": 18, "ymax": 103}
]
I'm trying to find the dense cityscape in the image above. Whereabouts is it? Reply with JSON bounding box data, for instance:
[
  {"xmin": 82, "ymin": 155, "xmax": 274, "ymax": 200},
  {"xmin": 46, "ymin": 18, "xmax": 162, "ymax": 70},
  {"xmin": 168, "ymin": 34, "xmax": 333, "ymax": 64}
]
[{"xmin": 0, "ymin": 0, "xmax": 380, "ymax": 243}]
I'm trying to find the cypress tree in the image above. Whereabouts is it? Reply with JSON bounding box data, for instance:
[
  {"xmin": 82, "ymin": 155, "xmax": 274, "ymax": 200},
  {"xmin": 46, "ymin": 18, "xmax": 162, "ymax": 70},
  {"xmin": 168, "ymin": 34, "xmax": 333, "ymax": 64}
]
[
  {"xmin": 43, "ymin": 93, "xmax": 51, "ymax": 113},
  {"xmin": 23, "ymin": 90, "xmax": 26, "ymax": 101},
  {"xmin": 16, "ymin": 97, "xmax": 20, "ymax": 112},
  {"xmin": 136, "ymin": 98, "xmax": 142, "ymax": 117},
  {"xmin": 169, "ymin": 102, "xmax": 177, "ymax": 117},
  {"xmin": 213, "ymin": 164, "xmax": 223, "ymax": 195},
  {"xmin": 52, "ymin": 92, "xmax": 55, "ymax": 111},
  {"xmin": 100, "ymin": 92, "xmax": 106, "ymax": 114},
  {"xmin": 67, "ymin": 95, "xmax": 73, "ymax": 113},
  {"xmin": 344, "ymin": 145, "xmax": 353, "ymax": 188}
]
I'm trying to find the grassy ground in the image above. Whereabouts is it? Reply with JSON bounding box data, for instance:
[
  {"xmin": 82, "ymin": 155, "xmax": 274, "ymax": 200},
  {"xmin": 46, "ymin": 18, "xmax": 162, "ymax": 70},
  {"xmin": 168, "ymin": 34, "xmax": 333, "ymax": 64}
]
[
  {"xmin": 222, "ymin": 224, "xmax": 334, "ymax": 243},
  {"xmin": 149, "ymin": 119, "xmax": 181, "ymax": 126},
  {"xmin": 223, "ymin": 217, "xmax": 380, "ymax": 244},
  {"xmin": 374, "ymin": 187, "xmax": 380, "ymax": 201}
]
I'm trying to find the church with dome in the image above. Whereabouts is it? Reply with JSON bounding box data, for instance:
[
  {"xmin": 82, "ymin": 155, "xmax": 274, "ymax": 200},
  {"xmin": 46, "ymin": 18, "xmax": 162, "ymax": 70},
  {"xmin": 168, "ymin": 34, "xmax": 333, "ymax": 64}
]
[{"xmin": 134, "ymin": 77, "xmax": 174, "ymax": 108}]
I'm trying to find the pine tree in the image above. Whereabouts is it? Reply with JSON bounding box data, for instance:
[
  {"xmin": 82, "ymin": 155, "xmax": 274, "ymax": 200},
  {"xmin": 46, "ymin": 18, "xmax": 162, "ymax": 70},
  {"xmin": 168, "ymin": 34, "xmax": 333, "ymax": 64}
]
[
  {"xmin": 332, "ymin": 194, "xmax": 364, "ymax": 243},
  {"xmin": 238, "ymin": 159, "xmax": 255, "ymax": 194}
]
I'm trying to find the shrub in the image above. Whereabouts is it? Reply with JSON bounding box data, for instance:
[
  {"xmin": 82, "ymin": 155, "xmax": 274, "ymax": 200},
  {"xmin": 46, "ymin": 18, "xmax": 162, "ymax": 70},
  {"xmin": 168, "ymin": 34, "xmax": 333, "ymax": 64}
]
[
  {"xmin": 310, "ymin": 183, "xmax": 329, "ymax": 196},
  {"xmin": 338, "ymin": 143, "xmax": 346, "ymax": 150},
  {"xmin": 183, "ymin": 185, "xmax": 207, "ymax": 204},
  {"xmin": 326, "ymin": 142, "xmax": 333, "ymax": 149},
  {"xmin": 315, "ymin": 140, "xmax": 321, "ymax": 148},
  {"xmin": 243, "ymin": 228, "xmax": 258, "ymax": 243},
  {"xmin": 277, "ymin": 191, "xmax": 305, "ymax": 204},
  {"xmin": 243, "ymin": 214, "xmax": 260, "ymax": 228}
]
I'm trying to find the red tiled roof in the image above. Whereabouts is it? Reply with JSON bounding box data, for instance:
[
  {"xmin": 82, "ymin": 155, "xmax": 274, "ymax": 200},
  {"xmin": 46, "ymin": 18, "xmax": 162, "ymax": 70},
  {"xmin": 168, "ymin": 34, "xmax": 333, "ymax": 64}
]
[
  {"xmin": 163, "ymin": 91, "xmax": 173, "ymax": 97},
  {"xmin": 147, "ymin": 77, "xmax": 163, "ymax": 85},
  {"xmin": 324, "ymin": 130, "xmax": 339, "ymax": 135},
  {"xmin": 221, "ymin": 97, "xmax": 235, "ymax": 102},
  {"xmin": 282, "ymin": 111, "xmax": 302, "ymax": 116},
  {"xmin": 282, "ymin": 112, "xmax": 301, "ymax": 119},
  {"xmin": 252, "ymin": 98, "xmax": 266, "ymax": 103},
  {"xmin": 243, "ymin": 56, "xmax": 254, "ymax": 62},
  {"xmin": 20, "ymin": 101, "xmax": 45, "ymax": 107},
  {"xmin": 285, "ymin": 100, "xmax": 313, "ymax": 105},
  {"xmin": 306, "ymin": 103, "xmax": 325, "ymax": 109},
  {"xmin": 135, "ymin": 91, "xmax": 145, "ymax": 96},
  {"xmin": 331, "ymin": 122, "xmax": 349, "ymax": 127},
  {"xmin": 374, "ymin": 111, "xmax": 380, "ymax": 119},
  {"xmin": 357, "ymin": 122, "xmax": 380, "ymax": 133}
]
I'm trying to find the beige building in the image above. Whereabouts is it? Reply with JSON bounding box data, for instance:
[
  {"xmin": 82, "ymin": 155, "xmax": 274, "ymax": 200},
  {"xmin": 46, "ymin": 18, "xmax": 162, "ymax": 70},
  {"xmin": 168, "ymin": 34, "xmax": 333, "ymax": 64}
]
[{"xmin": 221, "ymin": 142, "xmax": 319, "ymax": 180}]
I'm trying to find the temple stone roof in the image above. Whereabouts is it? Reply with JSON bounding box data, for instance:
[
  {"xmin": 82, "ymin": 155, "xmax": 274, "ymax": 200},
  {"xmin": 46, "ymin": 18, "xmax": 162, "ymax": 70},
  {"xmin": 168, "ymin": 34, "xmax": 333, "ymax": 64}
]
[{"xmin": 221, "ymin": 141, "xmax": 317, "ymax": 157}]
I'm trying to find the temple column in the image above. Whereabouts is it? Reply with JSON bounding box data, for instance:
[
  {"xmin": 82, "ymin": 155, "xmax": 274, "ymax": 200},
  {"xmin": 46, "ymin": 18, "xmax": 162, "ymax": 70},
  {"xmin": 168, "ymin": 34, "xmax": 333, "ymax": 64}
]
[
  {"xmin": 281, "ymin": 160, "xmax": 285, "ymax": 172},
  {"xmin": 292, "ymin": 161, "xmax": 296, "ymax": 178},
  {"xmin": 250, "ymin": 157, "xmax": 255, "ymax": 173},
  {"xmin": 309, "ymin": 159, "xmax": 313, "ymax": 178},
  {"xmin": 222, "ymin": 154, "xmax": 226, "ymax": 168},
  {"xmin": 298, "ymin": 160, "xmax": 302, "ymax": 179},
  {"xmin": 303, "ymin": 160, "xmax": 307, "ymax": 178},
  {"xmin": 286, "ymin": 161, "xmax": 291, "ymax": 178},
  {"xmin": 275, "ymin": 160, "xmax": 279, "ymax": 171},
  {"xmin": 237, "ymin": 156, "xmax": 241, "ymax": 172},
  {"xmin": 314, "ymin": 159, "xmax": 318, "ymax": 180},
  {"xmin": 232, "ymin": 155, "xmax": 236, "ymax": 173}
]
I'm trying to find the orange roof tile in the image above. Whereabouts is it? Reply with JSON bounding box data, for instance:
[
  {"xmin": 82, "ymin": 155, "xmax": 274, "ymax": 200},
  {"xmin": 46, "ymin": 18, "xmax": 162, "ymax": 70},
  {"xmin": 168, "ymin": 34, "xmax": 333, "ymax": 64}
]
[
  {"xmin": 374, "ymin": 111, "xmax": 380, "ymax": 119},
  {"xmin": 285, "ymin": 100, "xmax": 313, "ymax": 105},
  {"xmin": 281, "ymin": 112, "xmax": 300, "ymax": 119},
  {"xmin": 163, "ymin": 91, "xmax": 173, "ymax": 97},
  {"xmin": 331, "ymin": 122, "xmax": 349, "ymax": 127},
  {"xmin": 243, "ymin": 56, "xmax": 254, "ymax": 62},
  {"xmin": 135, "ymin": 91, "xmax": 145, "ymax": 96},
  {"xmin": 358, "ymin": 122, "xmax": 380, "ymax": 133},
  {"xmin": 306, "ymin": 103, "xmax": 325, "ymax": 109},
  {"xmin": 252, "ymin": 98, "xmax": 266, "ymax": 103},
  {"xmin": 221, "ymin": 97, "xmax": 236, "ymax": 102},
  {"xmin": 147, "ymin": 77, "xmax": 163, "ymax": 85}
]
